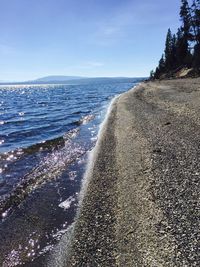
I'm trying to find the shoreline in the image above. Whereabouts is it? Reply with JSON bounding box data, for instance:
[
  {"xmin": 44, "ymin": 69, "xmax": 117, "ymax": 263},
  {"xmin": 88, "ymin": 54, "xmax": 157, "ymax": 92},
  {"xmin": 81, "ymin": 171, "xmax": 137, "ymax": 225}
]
[
  {"xmin": 66, "ymin": 96, "xmax": 119, "ymax": 266},
  {"xmin": 78, "ymin": 93, "xmax": 122, "ymax": 209},
  {"xmin": 59, "ymin": 78, "xmax": 199, "ymax": 266},
  {"xmin": 47, "ymin": 93, "xmax": 123, "ymax": 267}
]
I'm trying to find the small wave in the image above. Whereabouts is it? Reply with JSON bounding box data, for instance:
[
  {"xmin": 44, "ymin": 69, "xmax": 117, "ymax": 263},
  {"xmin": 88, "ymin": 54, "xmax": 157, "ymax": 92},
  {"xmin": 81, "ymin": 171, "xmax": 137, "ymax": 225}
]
[
  {"xmin": 63, "ymin": 128, "xmax": 79, "ymax": 141},
  {"xmin": 74, "ymin": 114, "xmax": 95, "ymax": 126},
  {"xmin": 58, "ymin": 195, "xmax": 76, "ymax": 210},
  {"xmin": 0, "ymin": 128, "xmax": 85, "ymax": 220},
  {"xmin": 0, "ymin": 128, "xmax": 80, "ymax": 162},
  {"xmin": 23, "ymin": 136, "xmax": 65, "ymax": 154},
  {"xmin": 3, "ymin": 124, "xmax": 56, "ymax": 138}
]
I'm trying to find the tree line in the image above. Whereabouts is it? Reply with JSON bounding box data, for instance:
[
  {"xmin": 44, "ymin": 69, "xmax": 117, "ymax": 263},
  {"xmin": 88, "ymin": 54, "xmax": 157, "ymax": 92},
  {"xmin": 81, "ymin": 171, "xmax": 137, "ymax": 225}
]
[{"xmin": 151, "ymin": 0, "xmax": 200, "ymax": 79}]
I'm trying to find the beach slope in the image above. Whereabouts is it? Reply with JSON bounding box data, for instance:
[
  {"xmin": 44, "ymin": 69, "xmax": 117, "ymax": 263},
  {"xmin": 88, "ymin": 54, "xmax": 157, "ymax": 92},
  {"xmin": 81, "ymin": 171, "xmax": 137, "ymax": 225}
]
[{"xmin": 66, "ymin": 78, "xmax": 200, "ymax": 267}]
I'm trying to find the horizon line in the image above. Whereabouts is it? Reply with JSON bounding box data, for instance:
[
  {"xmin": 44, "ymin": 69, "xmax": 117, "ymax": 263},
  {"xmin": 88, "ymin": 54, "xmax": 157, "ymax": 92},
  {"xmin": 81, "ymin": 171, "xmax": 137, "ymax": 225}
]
[{"xmin": 0, "ymin": 75, "xmax": 147, "ymax": 84}]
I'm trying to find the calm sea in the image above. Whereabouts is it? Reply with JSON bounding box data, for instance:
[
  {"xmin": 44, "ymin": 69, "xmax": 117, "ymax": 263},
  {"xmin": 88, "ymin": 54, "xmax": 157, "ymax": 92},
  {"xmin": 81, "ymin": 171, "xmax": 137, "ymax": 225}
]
[{"xmin": 0, "ymin": 78, "xmax": 141, "ymax": 266}]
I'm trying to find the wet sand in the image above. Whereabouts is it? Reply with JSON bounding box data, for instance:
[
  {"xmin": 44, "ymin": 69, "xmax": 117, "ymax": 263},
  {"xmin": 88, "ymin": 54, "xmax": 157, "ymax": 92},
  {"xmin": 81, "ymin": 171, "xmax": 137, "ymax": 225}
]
[{"xmin": 65, "ymin": 78, "xmax": 200, "ymax": 266}]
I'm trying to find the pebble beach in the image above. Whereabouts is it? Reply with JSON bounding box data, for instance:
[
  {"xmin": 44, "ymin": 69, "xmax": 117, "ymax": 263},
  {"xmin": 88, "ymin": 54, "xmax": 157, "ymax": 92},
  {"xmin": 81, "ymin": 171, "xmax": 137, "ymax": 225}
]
[{"xmin": 64, "ymin": 78, "xmax": 200, "ymax": 267}]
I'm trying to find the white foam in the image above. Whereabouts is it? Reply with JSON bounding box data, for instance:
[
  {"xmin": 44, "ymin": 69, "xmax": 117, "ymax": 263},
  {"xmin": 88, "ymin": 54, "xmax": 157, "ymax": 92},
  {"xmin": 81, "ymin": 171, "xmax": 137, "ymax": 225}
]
[
  {"xmin": 47, "ymin": 224, "xmax": 75, "ymax": 267},
  {"xmin": 80, "ymin": 114, "xmax": 95, "ymax": 125},
  {"xmin": 58, "ymin": 196, "xmax": 76, "ymax": 210}
]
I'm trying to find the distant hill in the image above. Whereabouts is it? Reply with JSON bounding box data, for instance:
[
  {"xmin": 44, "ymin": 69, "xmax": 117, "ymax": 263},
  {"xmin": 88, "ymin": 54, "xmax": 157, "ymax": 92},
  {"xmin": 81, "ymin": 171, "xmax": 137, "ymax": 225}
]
[
  {"xmin": 34, "ymin": 75, "xmax": 85, "ymax": 83},
  {"xmin": 0, "ymin": 76, "xmax": 146, "ymax": 85}
]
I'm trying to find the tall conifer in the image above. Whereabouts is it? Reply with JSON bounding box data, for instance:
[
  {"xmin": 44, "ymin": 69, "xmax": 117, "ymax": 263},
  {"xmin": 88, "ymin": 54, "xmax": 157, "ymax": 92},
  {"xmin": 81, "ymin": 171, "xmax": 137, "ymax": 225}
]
[
  {"xmin": 150, "ymin": 0, "xmax": 200, "ymax": 78},
  {"xmin": 191, "ymin": 0, "xmax": 200, "ymax": 67},
  {"xmin": 180, "ymin": 0, "xmax": 192, "ymax": 39},
  {"xmin": 158, "ymin": 54, "xmax": 166, "ymax": 72},
  {"xmin": 165, "ymin": 29, "xmax": 173, "ymax": 70},
  {"xmin": 179, "ymin": 0, "xmax": 192, "ymax": 66}
]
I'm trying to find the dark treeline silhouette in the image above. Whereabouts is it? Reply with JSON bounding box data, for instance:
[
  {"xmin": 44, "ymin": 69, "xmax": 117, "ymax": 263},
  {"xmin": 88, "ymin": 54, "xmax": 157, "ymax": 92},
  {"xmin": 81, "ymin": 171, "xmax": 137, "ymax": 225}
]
[{"xmin": 151, "ymin": 0, "xmax": 200, "ymax": 79}]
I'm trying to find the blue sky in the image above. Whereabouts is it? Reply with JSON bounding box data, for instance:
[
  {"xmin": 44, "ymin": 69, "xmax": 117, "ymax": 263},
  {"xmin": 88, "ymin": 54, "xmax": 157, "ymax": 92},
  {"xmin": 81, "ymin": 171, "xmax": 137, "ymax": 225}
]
[{"xmin": 0, "ymin": 0, "xmax": 181, "ymax": 81}]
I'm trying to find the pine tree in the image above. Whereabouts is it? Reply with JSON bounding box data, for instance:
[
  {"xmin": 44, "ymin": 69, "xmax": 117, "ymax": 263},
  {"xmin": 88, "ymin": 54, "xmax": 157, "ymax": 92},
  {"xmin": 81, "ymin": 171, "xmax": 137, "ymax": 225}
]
[
  {"xmin": 180, "ymin": 0, "xmax": 192, "ymax": 40},
  {"xmin": 191, "ymin": 0, "xmax": 200, "ymax": 43},
  {"xmin": 164, "ymin": 28, "xmax": 173, "ymax": 70},
  {"xmin": 171, "ymin": 34, "xmax": 178, "ymax": 68},
  {"xmin": 158, "ymin": 54, "xmax": 166, "ymax": 73},
  {"xmin": 154, "ymin": 67, "xmax": 160, "ymax": 79},
  {"xmin": 196, "ymin": 0, "xmax": 200, "ymax": 44},
  {"xmin": 191, "ymin": 0, "xmax": 200, "ymax": 68},
  {"xmin": 175, "ymin": 27, "xmax": 192, "ymax": 67},
  {"xmin": 179, "ymin": 0, "xmax": 193, "ymax": 66},
  {"xmin": 150, "ymin": 0, "xmax": 200, "ymax": 79}
]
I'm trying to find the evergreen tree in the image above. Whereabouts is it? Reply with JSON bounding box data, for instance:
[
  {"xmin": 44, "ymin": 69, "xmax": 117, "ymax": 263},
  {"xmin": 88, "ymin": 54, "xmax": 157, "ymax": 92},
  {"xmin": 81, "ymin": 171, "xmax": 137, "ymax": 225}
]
[
  {"xmin": 180, "ymin": 0, "xmax": 192, "ymax": 39},
  {"xmin": 191, "ymin": 0, "xmax": 200, "ymax": 68},
  {"xmin": 154, "ymin": 67, "xmax": 161, "ymax": 79},
  {"xmin": 191, "ymin": 0, "xmax": 200, "ymax": 43},
  {"xmin": 158, "ymin": 54, "xmax": 166, "ymax": 73},
  {"xmin": 150, "ymin": 0, "xmax": 200, "ymax": 79},
  {"xmin": 176, "ymin": 28, "xmax": 185, "ymax": 66},
  {"xmin": 173, "ymin": 27, "xmax": 192, "ymax": 67},
  {"xmin": 193, "ymin": 43, "xmax": 200, "ymax": 68},
  {"xmin": 171, "ymin": 34, "xmax": 178, "ymax": 68},
  {"xmin": 164, "ymin": 29, "xmax": 178, "ymax": 70},
  {"xmin": 196, "ymin": 0, "xmax": 200, "ymax": 43},
  {"xmin": 179, "ymin": 0, "xmax": 193, "ymax": 66},
  {"xmin": 164, "ymin": 28, "xmax": 173, "ymax": 70}
]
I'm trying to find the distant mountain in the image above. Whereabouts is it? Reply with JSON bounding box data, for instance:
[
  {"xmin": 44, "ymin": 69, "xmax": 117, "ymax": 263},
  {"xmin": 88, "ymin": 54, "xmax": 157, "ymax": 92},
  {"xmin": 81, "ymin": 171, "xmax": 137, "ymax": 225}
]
[
  {"xmin": 0, "ymin": 76, "xmax": 146, "ymax": 85},
  {"xmin": 34, "ymin": 75, "xmax": 85, "ymax": 83}
]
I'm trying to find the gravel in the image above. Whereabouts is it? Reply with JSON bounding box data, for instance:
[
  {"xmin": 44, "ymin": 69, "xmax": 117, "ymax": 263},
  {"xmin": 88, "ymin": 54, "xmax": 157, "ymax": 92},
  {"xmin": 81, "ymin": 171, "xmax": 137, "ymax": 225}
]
[{"xmin": 65, "ymin": 78, "xmax": 200, "ymax": 267}]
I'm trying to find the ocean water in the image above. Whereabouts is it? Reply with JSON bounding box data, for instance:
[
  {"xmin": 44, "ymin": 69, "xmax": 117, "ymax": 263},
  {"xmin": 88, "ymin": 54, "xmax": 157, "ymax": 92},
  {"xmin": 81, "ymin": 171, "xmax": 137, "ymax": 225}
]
[{"xmin": 0, "ymin": 78, "xmax": 141, "ymax": 266}]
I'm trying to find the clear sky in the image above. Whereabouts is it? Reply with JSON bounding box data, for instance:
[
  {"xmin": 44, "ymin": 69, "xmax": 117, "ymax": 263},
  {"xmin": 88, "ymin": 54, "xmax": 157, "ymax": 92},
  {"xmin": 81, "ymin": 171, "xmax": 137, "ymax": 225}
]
[{"xmin": 0, "ymin": 0, "xmax": 181, "ymax": 81}]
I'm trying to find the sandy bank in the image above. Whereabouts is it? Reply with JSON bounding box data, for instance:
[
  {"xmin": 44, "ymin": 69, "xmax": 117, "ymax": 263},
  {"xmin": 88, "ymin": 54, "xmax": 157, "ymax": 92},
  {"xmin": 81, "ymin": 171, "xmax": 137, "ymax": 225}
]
[{"xmin": 65, "ymin": 78, "xmax": 200, "ymax": 266}]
